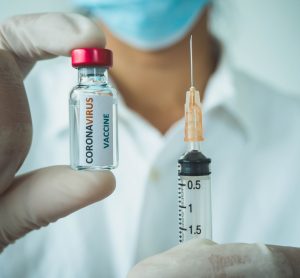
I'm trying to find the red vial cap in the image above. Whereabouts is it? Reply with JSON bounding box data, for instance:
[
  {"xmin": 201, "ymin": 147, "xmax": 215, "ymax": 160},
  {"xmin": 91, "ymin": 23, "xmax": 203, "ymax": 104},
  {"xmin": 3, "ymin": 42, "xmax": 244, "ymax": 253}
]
[{"xmin": 71, "ymin": 48, "xmax": 113, "ymax": 68}]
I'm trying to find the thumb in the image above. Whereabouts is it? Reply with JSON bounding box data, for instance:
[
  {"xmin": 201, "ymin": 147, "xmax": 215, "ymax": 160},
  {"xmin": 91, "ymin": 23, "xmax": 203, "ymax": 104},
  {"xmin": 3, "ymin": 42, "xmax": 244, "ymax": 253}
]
[
  {"xmin": 0, "ymin": 166, "xmax": 115, "ymax": 251},
  {"xmin": 0, "ymin": 13, "xmax": 105, "ymax": 75}
]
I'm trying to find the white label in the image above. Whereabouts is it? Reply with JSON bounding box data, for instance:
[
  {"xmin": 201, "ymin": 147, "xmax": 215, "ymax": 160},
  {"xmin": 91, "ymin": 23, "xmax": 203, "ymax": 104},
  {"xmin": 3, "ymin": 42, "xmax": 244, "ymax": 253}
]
[{"xmin": 79, "ymin": 94, "xmax": 113, "ymax": 166}]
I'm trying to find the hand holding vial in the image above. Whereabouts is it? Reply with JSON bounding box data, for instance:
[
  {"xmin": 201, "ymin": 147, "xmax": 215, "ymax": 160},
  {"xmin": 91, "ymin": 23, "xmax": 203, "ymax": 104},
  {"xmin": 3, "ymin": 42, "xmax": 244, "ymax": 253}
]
[{"xmin": 0, "ymin": 13, "xmax": 115, "ymax": 252}]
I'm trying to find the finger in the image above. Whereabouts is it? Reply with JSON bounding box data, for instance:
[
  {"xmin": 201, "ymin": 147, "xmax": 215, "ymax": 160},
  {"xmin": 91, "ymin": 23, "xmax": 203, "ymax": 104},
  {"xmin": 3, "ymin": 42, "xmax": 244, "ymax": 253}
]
[
  {"xmin": 178, "ymin": 238, "xmax": 217, "ymax": 249},
  {"xmin": 0, "ymin": 166, "xmax": 115, "ymax": 251},
  {"xmin": 0, "ymin": 13, "xmax": 105, "ymax": 76},
  {"xmin": 128, "ymin": 239, "xmax": 217, "ymax": 278},
  {"xmin": 163, "ymin": 238, "xmax": 217, "ymax": 255},
  {"xmin": 0, "ymin": 50, "xmax": 31, "ymax": 195}
]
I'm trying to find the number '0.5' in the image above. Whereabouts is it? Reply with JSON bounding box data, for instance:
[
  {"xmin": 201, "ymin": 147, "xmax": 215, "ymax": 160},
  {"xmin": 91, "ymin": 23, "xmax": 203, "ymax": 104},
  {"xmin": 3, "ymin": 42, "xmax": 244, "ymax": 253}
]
[{"xmin": 187, "ymin": 180, "xmax": 201, "ymax": 189}]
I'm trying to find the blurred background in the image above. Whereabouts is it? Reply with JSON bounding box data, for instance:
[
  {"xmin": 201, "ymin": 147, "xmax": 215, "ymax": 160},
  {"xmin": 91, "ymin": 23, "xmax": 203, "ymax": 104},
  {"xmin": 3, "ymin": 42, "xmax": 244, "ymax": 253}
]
[{"xmin": 1, "ymin": 0, "xmax": 300, "ymax": 94}]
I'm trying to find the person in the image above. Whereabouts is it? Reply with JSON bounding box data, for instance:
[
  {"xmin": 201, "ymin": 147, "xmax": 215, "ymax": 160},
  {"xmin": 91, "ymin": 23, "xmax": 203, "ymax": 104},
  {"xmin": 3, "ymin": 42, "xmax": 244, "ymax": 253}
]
[{"xmin": 0, "ymin": 1, "xmax": 300, "ymax": 277}]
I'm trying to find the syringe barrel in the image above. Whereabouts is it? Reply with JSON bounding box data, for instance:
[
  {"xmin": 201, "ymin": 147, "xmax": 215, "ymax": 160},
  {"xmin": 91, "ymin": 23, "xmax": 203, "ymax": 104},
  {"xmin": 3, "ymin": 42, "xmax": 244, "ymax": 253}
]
[{"xmin": 178, "ymin": 150, "xmax": 212, "ymax": 242}]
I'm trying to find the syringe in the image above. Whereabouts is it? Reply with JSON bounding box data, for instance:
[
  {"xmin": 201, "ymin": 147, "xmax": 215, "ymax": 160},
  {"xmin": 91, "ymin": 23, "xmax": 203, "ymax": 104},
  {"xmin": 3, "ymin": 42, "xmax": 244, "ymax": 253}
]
[{"xmin": 178, "ymin": 36, "xmax": 212, "ymax": 243}]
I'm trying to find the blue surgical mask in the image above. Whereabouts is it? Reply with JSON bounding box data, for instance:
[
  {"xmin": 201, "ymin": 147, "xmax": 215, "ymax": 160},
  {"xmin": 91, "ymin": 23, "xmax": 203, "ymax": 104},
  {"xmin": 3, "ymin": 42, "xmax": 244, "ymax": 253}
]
[{"xmin": 74, "ymin": 0, "xmax": 210, "ymax": 51}]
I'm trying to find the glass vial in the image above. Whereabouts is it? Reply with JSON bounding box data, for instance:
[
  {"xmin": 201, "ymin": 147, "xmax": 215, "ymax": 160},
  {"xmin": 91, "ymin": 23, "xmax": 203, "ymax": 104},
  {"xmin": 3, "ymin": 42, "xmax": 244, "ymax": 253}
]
[{"xmin": 69, "ymin": 48, "xmax": 118, "ymax": 170}]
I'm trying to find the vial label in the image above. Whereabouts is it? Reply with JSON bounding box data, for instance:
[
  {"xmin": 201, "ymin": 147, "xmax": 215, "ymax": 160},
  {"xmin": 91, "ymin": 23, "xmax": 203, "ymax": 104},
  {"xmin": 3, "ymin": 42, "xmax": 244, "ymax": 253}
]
[
  {"xmin": 79, "ymin": 94, "xmax": 113, "ymax": 166},
  {"xmin": 178, "ymin": 175, "xmax": 211, "ymax": 242}
]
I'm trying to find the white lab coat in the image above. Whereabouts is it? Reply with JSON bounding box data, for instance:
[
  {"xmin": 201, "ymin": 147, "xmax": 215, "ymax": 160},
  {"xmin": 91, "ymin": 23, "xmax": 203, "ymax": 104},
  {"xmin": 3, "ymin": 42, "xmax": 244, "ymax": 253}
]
[{"xmin": 0, "ymin": 56, "xmax": 300, "ymax": 278}]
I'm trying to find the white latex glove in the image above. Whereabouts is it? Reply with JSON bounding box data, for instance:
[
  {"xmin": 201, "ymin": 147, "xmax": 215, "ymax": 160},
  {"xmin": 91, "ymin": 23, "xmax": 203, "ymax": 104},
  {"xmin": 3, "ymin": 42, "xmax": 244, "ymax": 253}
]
[
  {"xmin": 0, "ymin": 13, "xmax": 114, "ymax": 252},
  {"xmin": 128, "ymin": 238, "xmax": 295, "ymax": 278}
]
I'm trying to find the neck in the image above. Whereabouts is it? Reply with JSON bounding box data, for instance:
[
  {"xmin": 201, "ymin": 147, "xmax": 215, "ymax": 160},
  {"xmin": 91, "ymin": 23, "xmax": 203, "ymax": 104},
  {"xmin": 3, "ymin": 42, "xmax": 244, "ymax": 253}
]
[
  {"xmin": 100, "ymin": 9, "xmax": 219, "ymax": 134},
  {"xmin": 78, "ymin": 67, "xmax": 108, "ymax": 85}
]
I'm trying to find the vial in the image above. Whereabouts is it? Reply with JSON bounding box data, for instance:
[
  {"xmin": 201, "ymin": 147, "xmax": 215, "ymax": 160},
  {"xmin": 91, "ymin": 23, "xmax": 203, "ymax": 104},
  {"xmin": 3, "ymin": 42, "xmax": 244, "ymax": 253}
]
[{"xmin": 69, "ymin": 48, "xmax": 118, "ymax": 170}]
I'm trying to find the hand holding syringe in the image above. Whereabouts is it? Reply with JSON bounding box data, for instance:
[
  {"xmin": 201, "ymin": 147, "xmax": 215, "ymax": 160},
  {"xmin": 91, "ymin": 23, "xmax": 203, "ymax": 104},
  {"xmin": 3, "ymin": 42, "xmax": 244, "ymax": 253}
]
[{"xmin": 178, "ymin": 36, "xmax": 212, "ymax": 243}]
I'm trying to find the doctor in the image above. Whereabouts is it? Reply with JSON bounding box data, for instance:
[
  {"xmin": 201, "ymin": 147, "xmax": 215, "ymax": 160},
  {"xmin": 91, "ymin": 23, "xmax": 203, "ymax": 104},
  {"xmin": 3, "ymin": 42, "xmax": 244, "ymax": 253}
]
[{"xmin": 0, "ymin": 1, "xmax": 300, "ymax": 277}]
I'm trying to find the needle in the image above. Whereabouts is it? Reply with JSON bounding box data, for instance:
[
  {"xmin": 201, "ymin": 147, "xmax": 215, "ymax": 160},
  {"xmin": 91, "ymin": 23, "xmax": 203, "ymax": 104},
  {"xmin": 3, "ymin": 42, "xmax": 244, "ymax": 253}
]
[
  {"xmin": 184, "ymin": 34, "xmax": 204, "ymax": 143},
  {"xmin": 190, "ymin": 35, "xmax": 194, "ymax": 88}
]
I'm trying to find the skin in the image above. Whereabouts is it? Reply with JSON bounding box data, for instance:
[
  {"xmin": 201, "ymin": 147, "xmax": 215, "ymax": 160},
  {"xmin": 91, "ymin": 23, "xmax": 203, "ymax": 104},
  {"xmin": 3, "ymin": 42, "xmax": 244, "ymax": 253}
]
[
  {"xmin": 99, "ymin": 8, "xmax": 300, "ymax": 276},
  {"xmin": 100, "ymin": 8, "xmax": 219, "ymax": 134}
]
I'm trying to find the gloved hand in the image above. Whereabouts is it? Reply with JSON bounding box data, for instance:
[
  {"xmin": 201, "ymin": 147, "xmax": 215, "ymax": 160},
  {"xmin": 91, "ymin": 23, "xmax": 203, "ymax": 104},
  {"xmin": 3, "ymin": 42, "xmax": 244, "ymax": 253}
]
[
  {"xmin": 128, "ymin": 238, "xmax": 295, "ymax": 278},
  {"xmin": 0, "ymin": 13, "xmax": 114, "ymax": 252}
]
